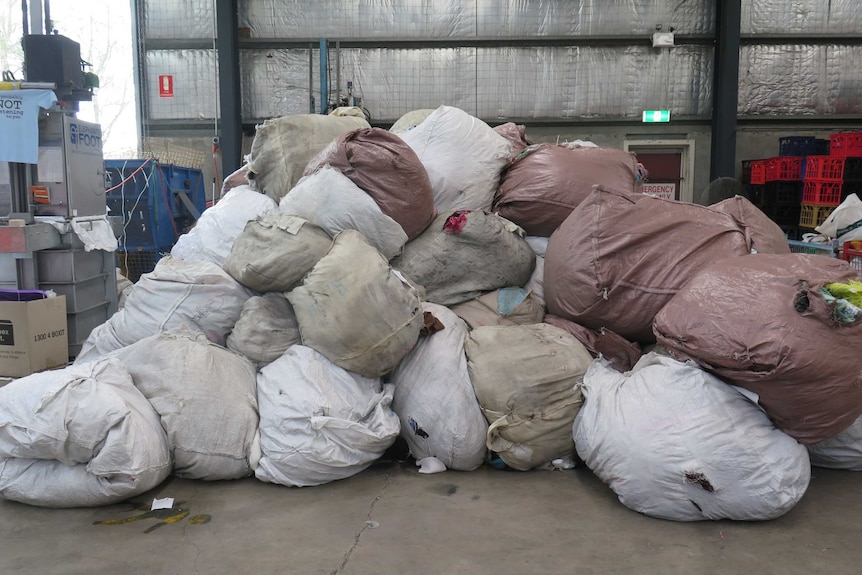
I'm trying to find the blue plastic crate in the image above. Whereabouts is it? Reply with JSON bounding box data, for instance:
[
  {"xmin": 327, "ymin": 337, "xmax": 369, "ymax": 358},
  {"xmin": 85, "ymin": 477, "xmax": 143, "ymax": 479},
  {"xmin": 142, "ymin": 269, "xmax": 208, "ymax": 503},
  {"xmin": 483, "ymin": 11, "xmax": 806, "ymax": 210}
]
[
  {"xmin": 787, "ymin": 240, "xmax": 837, "ymax": 257},
  {"xmin": 779, "ymin": 136, "xmax": 817, "ymax": 157},
  {"xmin": 105, "ymin": 160, "xmax": 206, "ymax": 250}
]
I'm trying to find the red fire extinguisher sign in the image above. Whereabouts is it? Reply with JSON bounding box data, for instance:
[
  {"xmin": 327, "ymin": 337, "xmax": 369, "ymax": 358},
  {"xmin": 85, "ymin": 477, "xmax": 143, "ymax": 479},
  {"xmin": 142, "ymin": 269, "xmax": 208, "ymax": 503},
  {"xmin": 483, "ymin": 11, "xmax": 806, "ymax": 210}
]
[{"xmin": 159, "ymin": 75, "xmax": 174, "ymax": 98}]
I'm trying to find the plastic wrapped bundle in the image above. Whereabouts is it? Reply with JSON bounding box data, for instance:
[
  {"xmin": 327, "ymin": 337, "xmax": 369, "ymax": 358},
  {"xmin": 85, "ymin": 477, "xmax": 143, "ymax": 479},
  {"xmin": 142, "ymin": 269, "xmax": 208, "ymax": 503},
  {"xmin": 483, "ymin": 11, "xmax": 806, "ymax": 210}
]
[
  {"xmin": 246, "ymin": 111, "xmax": 369, "ymax": 202},
  {"xmin": 227, "ymin": 293, "xmax": 301, "ymax": 367},
  {"xmin": 809, "ymin": 415, "xmax": 862, "ymax": 470},
  {"xmin": 171, "ymin": 185, "xmax": 277, "ymax": 267},
  {"xmin": 0, "ymin": 359, "xmax": 171, "ymax": 507},
  {"xmin": 575, "ymin": 354, "xmax": 811, "ymax": 521},
  {"xmin": 400, "ymin": 106, "xmax": 512, "ymax": 213},
  {"xmin": 653, "ymin": 253, "xmax": 862, "ymax": 444},
  {"xmin": 710, "ymin": 195, "xmax": 791, "ymax": 255},
  {"xmin": 449, "ymin": 287, "xmax": 544, "ymax": 330},
  {"xmin": 288, "ymin": 230, "xmax": 424, "ymax": 378},
  {"xmin": 256, "ymin": 346, "xmax": 400, "ymax": 487},
  {"xmin": 465, "ymin": 323, "xmax": 592, "ymax": 471},
  {"xmin": 392, "ymin": 210, "xmax": 535, "ymax": 306},
  {"xmin": 303, "ymin": 127, "xmax": 436, "ymax": 240},
  {"xmin": 280, "ymin": 166, "xmax": 408, "ymax": 259},
  {"xmin": 494, "ymin": 122, "xmax": 530, "ymax": 157},
  {"xmin": 545, "ymin": 186, "xmax": 753, "ymax": 343},
  {"xmin": 223, "ymin": 213, "xmax": 332, "ymax": 292},
  {"xmin": 112, "ymin": 328, "xmax": 260, "ymax": 480},
  {"xmin": 544, "ymin": 314, "xmax": 642, "ymax": 372},
  {"xmin": 76, "ymin": 256, "xmax": 252, "ymax": 363},
  {"xmin": 494, "ymin": 144, "xmax": 639, "ymax": 237},
  {"xmin": 390, "ymin": 303, "xmax": 488, "ymax": 470}
]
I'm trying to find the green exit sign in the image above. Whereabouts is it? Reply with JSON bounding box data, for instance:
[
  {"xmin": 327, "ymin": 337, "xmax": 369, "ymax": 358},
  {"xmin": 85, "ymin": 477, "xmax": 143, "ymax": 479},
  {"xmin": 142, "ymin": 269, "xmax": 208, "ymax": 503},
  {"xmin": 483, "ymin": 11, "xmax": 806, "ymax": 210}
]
[{"xmin": 642, "ymin": 110, "xmax": 671, "ymax": 123}]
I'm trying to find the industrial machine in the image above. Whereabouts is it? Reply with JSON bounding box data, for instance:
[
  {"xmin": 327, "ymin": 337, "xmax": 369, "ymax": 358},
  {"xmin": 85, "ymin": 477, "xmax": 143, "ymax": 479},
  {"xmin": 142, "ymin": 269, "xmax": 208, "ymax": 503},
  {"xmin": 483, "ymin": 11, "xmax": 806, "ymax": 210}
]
[
  {"xmin": 0, "ymin": 0, "xmax": 116, "ymax": 359},
  {"xmin": 105, "ymin": 159, "xmax": 206, "ymax": 281}
]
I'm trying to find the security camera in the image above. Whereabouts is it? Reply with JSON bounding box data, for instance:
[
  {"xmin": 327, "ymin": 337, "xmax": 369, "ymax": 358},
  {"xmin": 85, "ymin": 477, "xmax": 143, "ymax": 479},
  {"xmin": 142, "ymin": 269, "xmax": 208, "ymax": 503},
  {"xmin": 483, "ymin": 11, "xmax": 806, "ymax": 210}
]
[{"xmin": 212, "ymin": 136, "xmax": 220, "ymax": 145}]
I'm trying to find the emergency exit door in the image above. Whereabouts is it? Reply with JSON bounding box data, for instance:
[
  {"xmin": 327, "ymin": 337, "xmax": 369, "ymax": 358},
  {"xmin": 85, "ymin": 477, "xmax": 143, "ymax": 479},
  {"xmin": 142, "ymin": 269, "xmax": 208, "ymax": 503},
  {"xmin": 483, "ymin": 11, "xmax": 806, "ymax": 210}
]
[
  {"xmin": 624, "ymin": 139, "xmax": 695, "ymax": 203},
  {"xmin": 634, "ymin": 152, "xmax": 683, "ymax": 201}
]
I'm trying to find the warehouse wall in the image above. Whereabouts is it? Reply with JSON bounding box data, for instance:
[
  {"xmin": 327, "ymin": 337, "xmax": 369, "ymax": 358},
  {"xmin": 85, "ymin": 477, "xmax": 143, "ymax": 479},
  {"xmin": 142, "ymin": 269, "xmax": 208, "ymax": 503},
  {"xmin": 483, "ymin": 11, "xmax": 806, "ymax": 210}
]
[{"xmin": 134, "ymin": 0, "xmax": 862, "ymax": 198}]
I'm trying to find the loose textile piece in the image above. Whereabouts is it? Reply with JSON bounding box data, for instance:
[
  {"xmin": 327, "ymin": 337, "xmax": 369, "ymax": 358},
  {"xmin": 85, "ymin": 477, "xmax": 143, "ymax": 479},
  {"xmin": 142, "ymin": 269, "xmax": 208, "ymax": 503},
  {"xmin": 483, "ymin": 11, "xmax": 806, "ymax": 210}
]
[
  {"xmin": 575, "ymin": 354, "xmax": 811, "ymax": 521},
  {"xmin": 653, "ymin": 253, "xmax": 862, "ymax": 444},
  {"xmin": 0, "ymin": 359, "xmax": 171, "ymax": 507}
]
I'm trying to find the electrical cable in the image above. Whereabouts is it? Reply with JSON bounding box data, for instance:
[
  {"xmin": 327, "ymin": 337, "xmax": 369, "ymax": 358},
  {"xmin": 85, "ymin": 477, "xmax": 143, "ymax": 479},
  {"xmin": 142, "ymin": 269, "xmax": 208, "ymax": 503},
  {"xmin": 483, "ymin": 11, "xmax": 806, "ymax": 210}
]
[{"xmin": 105, "ymin": 156, "xmax": 152, "ymax": 194}]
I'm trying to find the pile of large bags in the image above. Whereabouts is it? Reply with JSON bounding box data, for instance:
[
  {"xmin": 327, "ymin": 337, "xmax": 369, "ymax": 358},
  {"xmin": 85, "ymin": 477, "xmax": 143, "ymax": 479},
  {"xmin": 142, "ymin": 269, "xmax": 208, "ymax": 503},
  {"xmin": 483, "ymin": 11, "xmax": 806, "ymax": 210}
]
[{"xmin": 2, "ymin": 105, "xmax": 861, "ymax": 526}]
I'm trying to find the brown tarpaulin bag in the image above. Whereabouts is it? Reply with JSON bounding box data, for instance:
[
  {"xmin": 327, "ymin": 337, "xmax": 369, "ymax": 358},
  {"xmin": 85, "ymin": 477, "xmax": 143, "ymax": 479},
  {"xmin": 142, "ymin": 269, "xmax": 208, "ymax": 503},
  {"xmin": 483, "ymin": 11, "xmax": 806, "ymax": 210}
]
[
  {"xmin": 653, "ymin": 253, "xmax": 862, "ymax": 444},
  {"xmin": 544, "ymin": 186, "xmax": 754, "ymax": 343},
  {"xmin": 493, "ymin": 122, "xmax": 530, "ymax": 157},
  {"xmin": 543, "ymin": 314, "xmax": 642, "ymax": 372},
  {"xmin": 304, "ymin": 127, "xmax": 436, "ymax": 240},
  {"xmin": 494, "ymin": 144, "xmax": 639, "ymax": 237},
  {"xmin": 247, "ymin": 112, "xmax": 369, "ymax": 202},
  {"xmin": 710, "ymin": 195, "xmax": 791, "ymax": 255}
]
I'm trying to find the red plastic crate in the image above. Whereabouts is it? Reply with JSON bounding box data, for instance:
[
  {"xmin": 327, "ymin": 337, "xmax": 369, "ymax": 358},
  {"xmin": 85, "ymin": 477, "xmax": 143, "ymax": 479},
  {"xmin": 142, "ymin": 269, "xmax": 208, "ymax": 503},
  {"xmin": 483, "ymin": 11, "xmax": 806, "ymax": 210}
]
[
  {"xmin": 765, "ymin": 156, "xmax": 802, "ymax": 182},
  {"xmin": 844, "ymin": 242, "xmax": 862, "ymax": 271},
  {"xmin": 805, "ymin": 156, "xmax": 845, "ymax": 182},
  {"xmin": 802, "ymin": 180, "xmax": 843, "ymax": 205},
  {"xmin": 749, "ymin": 161, "xmax": 766, "ymax": 185},
  {"xmin": 830, "ymin": 132, "xmax": 862, "ymax": 158}
]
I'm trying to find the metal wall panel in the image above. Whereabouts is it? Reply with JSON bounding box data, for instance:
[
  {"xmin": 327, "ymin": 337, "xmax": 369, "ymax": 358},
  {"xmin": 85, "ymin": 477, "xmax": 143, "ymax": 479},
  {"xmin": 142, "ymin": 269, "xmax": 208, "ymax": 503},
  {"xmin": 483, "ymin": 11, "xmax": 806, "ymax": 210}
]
[
  {"xmin": 741, "ymin": 0, "xmax": 862, "ymax": 34},
  {"xmin": 145, "ymin": 50, "xmax": 218, "ymax": 120},
  {"xmin": 308, "ymin": 46, "xmax": 713, "ymax": 122},
  {"xmin": 826, "ymin": 46, "xmax": 862, "ymax": 115},
  {"xmin": 142, "ymin": 0, "xmax": 215, "ymax": 39},
  {"xmin": 240, "ymin": 0, "xmax": 713, "ymax": 38},
  {"xmin": 477, "ymin": 0, "xmax": 714, "ymax": 36},
  {"xmin": 339, "ymin": 48, "xmax": 477, "ymax": 120},
  {"xmin": 241, "ymin": 49, "xmax": 318, "ymax": 119},
  {"xmin": 739, "ymin": 45, "xmax": 822, "ymax": 116},
  {"xmin": 240, "ymin": 0, "xmax": 476, "ymax": 38}
]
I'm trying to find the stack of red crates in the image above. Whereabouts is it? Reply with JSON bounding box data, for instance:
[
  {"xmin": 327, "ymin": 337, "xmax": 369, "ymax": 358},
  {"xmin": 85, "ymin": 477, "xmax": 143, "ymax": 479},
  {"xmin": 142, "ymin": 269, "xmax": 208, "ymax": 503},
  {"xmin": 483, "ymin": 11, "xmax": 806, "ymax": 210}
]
[{"xmin": 800, "ymin": 132, "xmax": 862, "ymax": 229}]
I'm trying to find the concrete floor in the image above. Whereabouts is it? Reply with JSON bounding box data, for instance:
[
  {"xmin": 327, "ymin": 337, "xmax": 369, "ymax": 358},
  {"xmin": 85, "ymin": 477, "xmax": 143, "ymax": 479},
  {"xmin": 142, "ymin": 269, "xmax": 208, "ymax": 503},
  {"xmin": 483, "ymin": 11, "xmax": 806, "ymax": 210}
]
[{"xmin": 1, "ymin": 459, "xmax": 860, "ymax": 575}]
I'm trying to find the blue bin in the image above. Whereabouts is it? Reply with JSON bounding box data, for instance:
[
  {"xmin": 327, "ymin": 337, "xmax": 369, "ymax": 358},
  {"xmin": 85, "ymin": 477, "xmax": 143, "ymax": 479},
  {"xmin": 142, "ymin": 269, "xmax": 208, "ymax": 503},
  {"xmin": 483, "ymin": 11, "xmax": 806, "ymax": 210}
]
[{"xmin": 105, "ymin": 160, "xmax": 206, "ymax": 250}]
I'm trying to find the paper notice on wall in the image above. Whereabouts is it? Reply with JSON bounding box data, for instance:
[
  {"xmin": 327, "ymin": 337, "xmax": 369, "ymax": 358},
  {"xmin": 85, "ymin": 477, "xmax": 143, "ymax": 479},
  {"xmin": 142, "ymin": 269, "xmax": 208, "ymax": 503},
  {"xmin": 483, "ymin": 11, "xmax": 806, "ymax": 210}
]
[{"xmin": 37, "ymin": 147, "xmax": 64, "ymax": 183}]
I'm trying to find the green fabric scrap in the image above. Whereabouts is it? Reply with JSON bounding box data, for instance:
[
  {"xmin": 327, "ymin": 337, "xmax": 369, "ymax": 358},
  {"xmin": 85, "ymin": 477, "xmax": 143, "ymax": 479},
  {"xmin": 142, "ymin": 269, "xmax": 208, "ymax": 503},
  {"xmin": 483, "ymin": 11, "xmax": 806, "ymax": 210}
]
[
  {"xmin": 820, "ymin": 288, "xmax": 862, "ymax": 324},
  {"xmin": 826, "ymin": 281, "xmax": 862, "ymax": 308}
]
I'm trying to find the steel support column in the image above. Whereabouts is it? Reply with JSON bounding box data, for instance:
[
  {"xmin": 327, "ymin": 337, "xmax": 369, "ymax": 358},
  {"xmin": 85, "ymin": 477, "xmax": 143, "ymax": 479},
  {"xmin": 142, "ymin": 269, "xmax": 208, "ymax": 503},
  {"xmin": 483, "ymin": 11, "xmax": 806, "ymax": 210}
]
[
  {"xmin": 710, "ymin": 0, "xmax": 742, "ymax": 180},
  {"xmin": 216, "ymin": 0, "xmax": 242, "ymax": 176}
]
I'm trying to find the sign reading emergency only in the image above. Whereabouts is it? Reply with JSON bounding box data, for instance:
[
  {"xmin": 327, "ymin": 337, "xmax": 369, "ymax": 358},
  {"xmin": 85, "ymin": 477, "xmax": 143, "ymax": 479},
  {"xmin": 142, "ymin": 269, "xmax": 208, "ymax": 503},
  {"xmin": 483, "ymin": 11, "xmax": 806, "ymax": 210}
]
[
  {"xmin": 642, "ymin": 183, "xmax": 676, "ymax": 200},
  {"xmin": 159, "ymin": 75, "xmax": 174, "ymax": 98}
]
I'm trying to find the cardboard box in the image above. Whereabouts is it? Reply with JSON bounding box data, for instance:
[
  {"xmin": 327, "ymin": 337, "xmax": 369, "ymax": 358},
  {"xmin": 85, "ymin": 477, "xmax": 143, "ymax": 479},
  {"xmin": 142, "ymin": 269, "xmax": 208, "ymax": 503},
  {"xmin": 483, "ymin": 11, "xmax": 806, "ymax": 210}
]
[{"xmin": 0, "ymin": 296, "xmax": 68, "ymax": 378}]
